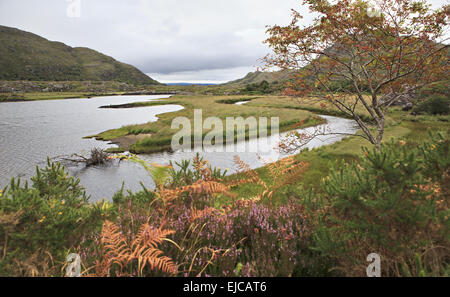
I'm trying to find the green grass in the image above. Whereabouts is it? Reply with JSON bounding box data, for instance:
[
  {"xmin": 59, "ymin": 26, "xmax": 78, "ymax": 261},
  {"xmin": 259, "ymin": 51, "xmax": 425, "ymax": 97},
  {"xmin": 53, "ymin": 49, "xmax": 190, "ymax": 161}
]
[
  {"xmin": 244, "ymin": 96, "xmax": 374, "ymax": 122},
  {"xmin": 98, "ymin": 100, "xmax": 185, "ymax": 109},
  {"xmin": 214, "ymin": 97, "xmax": 260, "ymax": 104},
  {"xmin": 90, "ymin": 95, "xmax": 326, "ymax": 153}
]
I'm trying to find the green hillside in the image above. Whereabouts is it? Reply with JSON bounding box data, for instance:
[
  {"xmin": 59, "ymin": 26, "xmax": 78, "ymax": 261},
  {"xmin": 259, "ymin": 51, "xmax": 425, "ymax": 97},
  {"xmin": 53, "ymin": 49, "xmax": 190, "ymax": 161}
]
[
  {"xmin": 0, "ymin": 25, "xmax": 159, "ymax": 85},
  {"xmin": 224, "ymin": 70, "xmax": 293, "ymax": 86}
]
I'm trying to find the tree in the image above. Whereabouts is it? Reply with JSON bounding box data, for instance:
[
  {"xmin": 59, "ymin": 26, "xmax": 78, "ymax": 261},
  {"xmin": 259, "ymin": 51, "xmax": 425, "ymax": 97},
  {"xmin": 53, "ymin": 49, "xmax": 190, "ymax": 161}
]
[
  {"xmin": 243, "ymin": 80, "xmax": 272, "ymax": 94},
  {"xmin": 265, "ymin": 0, "xmax": 449, "ymax": 149}
]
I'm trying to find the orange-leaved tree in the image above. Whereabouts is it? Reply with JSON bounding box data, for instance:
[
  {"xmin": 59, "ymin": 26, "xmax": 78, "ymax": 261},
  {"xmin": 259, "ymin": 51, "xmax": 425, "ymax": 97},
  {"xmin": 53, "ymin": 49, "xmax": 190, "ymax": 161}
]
[{"xmin": 265, "ymin": 0, "xmax": 449, "ymax": 149}]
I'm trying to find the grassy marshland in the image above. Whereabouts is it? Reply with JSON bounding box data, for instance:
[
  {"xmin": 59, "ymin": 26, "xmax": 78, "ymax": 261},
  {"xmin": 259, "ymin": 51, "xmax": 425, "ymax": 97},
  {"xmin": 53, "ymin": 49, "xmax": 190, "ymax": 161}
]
[{"xmin": 90, "ymin": 95, "xmax": 327, "ymax": 153}]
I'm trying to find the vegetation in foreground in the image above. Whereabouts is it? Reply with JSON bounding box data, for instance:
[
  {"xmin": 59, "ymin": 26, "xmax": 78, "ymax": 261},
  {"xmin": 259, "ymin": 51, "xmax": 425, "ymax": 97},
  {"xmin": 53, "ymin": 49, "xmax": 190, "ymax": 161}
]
[{"xmin": 0, "ymin": 110, "xmax": 448, "ymax": 276}]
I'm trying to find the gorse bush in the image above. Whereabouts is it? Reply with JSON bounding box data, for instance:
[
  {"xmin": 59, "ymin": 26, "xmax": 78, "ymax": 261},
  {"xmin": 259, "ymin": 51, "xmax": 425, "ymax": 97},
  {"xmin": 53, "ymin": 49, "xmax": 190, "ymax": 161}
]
[
  {"xmin": 168, "ymin": 153, "xmax": 228, "ymax": 188},
  {"xmin": 0, "ymin": 159, "xmax": 105, "ymax": 276},
  {"xmin": 420, "ymin": 133, "xmax": 450, "ymax": 184},
  {"xmin": 312, "ymin": 135, "xmax": 449, "ymax": 276}
]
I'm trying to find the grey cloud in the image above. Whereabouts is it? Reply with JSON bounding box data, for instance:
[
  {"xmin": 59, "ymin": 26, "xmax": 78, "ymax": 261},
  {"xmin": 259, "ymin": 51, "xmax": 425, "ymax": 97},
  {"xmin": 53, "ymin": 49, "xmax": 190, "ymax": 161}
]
[
  {"xmin": 133, "ymin": 50, "xmax": 263, "ymax": 74},
  {"xmin": 0, "ymin": 0, "xmax": 447, "ymax": 82}
]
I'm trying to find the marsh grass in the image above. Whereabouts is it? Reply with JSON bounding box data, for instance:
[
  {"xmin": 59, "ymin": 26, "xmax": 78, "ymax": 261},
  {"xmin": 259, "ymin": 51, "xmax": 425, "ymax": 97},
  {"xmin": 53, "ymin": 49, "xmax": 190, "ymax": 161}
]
[{"xmin": 91, "ymin": 95, "xmax": 325, "ymax": 153}]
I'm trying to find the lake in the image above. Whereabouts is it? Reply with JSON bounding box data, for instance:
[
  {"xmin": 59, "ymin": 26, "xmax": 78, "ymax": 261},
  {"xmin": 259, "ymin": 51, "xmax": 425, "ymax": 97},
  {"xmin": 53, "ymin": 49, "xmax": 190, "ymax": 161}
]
[{"xmin": 0, "ymin": 95, "xmax": 359, "ymax": 201}]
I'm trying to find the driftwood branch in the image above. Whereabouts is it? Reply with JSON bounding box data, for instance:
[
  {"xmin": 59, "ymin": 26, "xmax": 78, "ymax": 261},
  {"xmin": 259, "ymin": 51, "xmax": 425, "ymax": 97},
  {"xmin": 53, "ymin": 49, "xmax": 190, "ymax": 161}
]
[
  {"xmin": 278, "ymin": 125, "xmax": 366, "ymax": 154},
  {"xmin": 54, "ymin": 148, "xmax": 113, "ymax": 167}
]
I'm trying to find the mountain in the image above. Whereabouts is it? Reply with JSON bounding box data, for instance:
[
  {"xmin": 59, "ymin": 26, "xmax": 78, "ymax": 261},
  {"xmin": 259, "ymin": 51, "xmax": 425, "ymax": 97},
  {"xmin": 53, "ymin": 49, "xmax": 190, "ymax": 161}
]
[
  {"xmin": 0, "ymin": 25, "xmax": 159, "ymax": 85},
  {"xmin": 166, "ymin": 83, "xmax": 217, "ymax": 86},
  {"xmin": 224, "ymin": 70, "xmax": 293, "ymax": 86}
]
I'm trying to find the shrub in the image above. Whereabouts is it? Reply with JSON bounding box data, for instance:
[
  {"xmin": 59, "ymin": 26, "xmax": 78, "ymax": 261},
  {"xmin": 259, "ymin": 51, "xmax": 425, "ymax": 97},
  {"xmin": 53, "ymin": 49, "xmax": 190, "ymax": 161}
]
[
  {"xmin": 168, "ymin": 153, "xmax": 228, "ymax": 188},
  {"xmin": 79, "ymin": 154, "xmax": 326, "ymax": 277},
  {"xmin": 5, "ymin": 134, "xmax": 447, "ymax": 277},
  {"xmin": 241, "ymin": 80, "xmax": 273, "ymax": 94},
  {"xmin": 413, "ymin": 94, "xmax": 450, "ymax": 115},
  {"xmin": 0, "ymin": 159, "xmax": 105, "ymax": 276},
  {"xmin": 171, "ymin": 200, "xmax": 331, "ymax": 277},
  {"xmin": 313, "ymin": 136, "xmax": 449, "ymax": 276}
]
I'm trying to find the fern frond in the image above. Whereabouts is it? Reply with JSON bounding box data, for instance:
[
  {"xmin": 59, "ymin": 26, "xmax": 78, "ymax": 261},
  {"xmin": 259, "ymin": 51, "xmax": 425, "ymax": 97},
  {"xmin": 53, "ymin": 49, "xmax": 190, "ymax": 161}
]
[
  {"xmin": 100, "ymin": 220, "xmax": 131, "ymax": 270},
  {"xmin": 190, "ymin": 207, "xmax": 216, "ymax": 221},
  {"xmin": 92, "ymin": 220, "xmax": 177, "ymax": 276},
  {"xmin": 131, "ymin": 223, "xmax": 177, "ymax": 275}
]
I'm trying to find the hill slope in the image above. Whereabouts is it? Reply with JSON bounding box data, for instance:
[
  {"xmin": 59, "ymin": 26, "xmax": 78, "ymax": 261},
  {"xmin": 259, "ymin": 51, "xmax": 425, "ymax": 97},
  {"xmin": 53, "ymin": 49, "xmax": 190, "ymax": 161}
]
[
  {"xmin": 0, "ymin": 25, "xmax": 159, "ymax": 85},
  {"xmin": 224, "ymin": 70, "xmax": 293, "ymax": 86}
]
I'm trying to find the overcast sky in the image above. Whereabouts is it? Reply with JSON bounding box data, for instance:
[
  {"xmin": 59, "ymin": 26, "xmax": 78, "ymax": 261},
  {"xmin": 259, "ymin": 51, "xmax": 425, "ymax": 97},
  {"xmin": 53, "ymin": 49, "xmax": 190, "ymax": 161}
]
[{"xmin": 0, "ymin": 0, "xmax": 447, "ymax": 83}]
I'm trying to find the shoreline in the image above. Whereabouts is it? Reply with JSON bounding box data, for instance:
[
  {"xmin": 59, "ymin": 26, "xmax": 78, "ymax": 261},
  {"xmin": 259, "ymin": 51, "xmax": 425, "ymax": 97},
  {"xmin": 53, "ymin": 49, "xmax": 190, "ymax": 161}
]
[
  {"xmin": 0, "ymin": 91, "xmax": 177, "ymax": 103},
  {"xmin": 99, "ymin": 115, "xmax": 326, "ymax": 154}
]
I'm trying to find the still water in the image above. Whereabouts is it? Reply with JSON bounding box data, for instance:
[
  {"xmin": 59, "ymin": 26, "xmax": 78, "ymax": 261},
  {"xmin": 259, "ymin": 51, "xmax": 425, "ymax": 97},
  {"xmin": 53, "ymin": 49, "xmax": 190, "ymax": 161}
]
[
  {"xmin": 0, "ymin": 95, "xmax": 358, "ymax": 201},
  {"xmin": 0, "ymin": 95, "xmax": 181, "ymax": 199}
]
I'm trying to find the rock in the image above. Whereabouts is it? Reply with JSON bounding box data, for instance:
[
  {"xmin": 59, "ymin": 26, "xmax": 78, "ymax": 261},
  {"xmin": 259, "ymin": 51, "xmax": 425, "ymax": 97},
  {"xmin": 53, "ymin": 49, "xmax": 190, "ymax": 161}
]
[
  {"xmin": 380, "ymin": 85, "xmax": 417, "ymax": 109},
  {"xmin": 402, "ymin": 102, "xmax": 413, "ymax": 111}
]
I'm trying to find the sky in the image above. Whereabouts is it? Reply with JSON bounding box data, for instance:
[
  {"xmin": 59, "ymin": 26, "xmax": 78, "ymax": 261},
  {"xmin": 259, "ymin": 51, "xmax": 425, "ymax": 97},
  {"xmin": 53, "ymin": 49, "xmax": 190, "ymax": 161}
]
[{"xmin": 0, "ymin": 0, "xmax": 448, "ymax": 84}]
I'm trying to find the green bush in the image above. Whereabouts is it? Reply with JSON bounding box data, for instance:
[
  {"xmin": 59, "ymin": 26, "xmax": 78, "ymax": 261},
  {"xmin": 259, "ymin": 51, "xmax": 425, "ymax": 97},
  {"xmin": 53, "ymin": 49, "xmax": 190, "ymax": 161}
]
[
  {"xmin": 413, "ymin": 94, "xmax": 450, "ymax": 115},
  {"xmin": 312, "ymin": 136, "xmax": 449, "ymax": 276},
  {"xmin": 0, "ymin": 159, "xmax": 105, "ymax": 276},
  {"xmin": 241, "ymin": 80, "xmax": 273, "ymax": 94}
]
